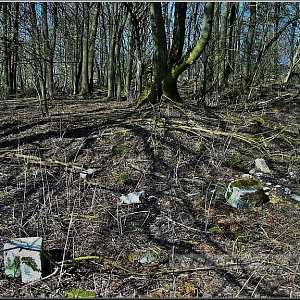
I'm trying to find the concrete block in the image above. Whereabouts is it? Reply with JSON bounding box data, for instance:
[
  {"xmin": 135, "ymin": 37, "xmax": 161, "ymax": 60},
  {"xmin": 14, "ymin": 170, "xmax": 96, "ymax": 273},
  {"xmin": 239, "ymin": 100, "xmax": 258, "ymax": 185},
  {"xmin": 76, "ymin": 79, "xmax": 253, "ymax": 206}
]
[{"xmin": 4, "ymin": 237, "xmax": 43, "ymax": 283}]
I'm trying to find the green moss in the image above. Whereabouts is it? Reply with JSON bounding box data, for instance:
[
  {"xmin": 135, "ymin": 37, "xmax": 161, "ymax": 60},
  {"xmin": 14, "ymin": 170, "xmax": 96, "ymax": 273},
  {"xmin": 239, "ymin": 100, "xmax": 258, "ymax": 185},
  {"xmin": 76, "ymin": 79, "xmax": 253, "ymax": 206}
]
[
  {"xmin": 195, "ymin": 141, "xmax": 206, "ymax": 152},
  {"xmin": 118, "ymin": 172, "xmax": 132, "ymax": 185},
  {"xmin": 112, "ymin": 144, "xmax": 128, "ymax": 155},
  {"xmin": 210, "ymin": 225, "xmax": 224, "ymax": 234},
  {"xmin": 65, "ymin": 290, "xmax": 97, "ymax": 298},
  {"xmin": 250, "ymin": 116, "xmax": 266, "ymax": 127},
  {"xmin": 230, "ymin": 179, "xmax": 260, "ymax": 188},
  {"xmin": 225, "ymin": 154, "xmax": 243, "ymax": 166},
  {"xmin": 233, "ymin": 229, "xmax": 250, "ymax": 243},
  {"xmin": 136, "ymin": 81, "xmax": 152, "ymax": 108},
  {"xmin": 153, "ymin": 146, "xmax": 165, "ymax": 160}
]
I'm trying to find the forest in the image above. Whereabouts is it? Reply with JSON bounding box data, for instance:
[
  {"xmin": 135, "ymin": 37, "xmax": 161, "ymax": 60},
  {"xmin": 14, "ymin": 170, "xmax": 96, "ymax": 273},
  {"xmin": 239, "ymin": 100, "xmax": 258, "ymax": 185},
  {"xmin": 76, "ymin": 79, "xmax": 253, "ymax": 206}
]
[
  {"xmin": 0, "ymin": 2, "xmax": 300, "ymax": 298},
  {"xmin": 1, "ymin": 2, "xmax": 300, "ymax": 104}
]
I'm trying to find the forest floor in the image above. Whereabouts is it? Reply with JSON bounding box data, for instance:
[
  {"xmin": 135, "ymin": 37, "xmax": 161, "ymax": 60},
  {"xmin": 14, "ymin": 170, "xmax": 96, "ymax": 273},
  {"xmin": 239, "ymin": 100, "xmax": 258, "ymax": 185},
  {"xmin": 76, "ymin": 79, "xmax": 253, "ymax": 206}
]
[{"xmin": 0, "ymin": 84, "xmax": 299, "ymax": 298}]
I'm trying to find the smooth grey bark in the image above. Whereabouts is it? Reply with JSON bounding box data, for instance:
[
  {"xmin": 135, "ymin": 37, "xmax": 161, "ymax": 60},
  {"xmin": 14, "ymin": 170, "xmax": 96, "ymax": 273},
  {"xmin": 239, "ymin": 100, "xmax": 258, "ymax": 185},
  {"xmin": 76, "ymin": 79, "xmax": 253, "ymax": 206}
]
[
  {"xmin": 224, "ymin": 3, "xmax": 237, "ymax": 85},
  {"xmin": 42, "ymin": 3, "xmax": 57, "ymax": 100},
  {"xmin": 243, "ymin": 3, "xmax": 257, "ymax": 89},
  {"xmin": 80, "ymin": 2, "xmax": 89, "ymax": 95},
  {"xmin": 124, "ymin": 2, "xmax": 147, "ymax": 99},
  {"xmin": 88, "ymin": 3, "xmax": 100, "ymax": 92},
  {"xmin": 107, "ymin": 3, "xmax": 117, "ymax": 98},
  {"xmin": 2, "ymin": 3, "xmax": 10, "ymax": 96},
  {"xmin": 219, "ymin": 2, "xmax": 229, "ymax": 88},
  {"xmin": 137, "ymin": 2, "xmax": 214, "ymax": 107}
]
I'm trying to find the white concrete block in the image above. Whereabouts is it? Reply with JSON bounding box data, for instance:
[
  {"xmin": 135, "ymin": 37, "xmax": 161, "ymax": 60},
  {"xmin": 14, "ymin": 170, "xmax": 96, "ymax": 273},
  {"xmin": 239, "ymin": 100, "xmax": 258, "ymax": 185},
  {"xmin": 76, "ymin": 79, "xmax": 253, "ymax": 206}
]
[{"xmin": 4, "ymin": 237, "xmax": 43, "ymax": 283}]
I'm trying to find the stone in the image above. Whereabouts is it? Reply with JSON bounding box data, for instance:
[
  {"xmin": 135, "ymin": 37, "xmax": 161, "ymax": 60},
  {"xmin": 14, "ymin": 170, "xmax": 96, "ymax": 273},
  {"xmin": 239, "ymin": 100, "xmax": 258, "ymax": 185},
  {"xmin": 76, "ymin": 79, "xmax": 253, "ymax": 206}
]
[
  {"xmin": 225, "ymin": 178, "xmax": 269, "ymax": 209},
  {"xmin": 255, "ymin": 158, "xmax": 271, "ymax": 173},
  {"xmin": 79, "ymin": 168, "xmax": 97, "ymax": 180},
  {"xmin": 291, "ymin": 194, "xmax": 300, "ymax": 202},
  {"xmin": 119, "ymin": 191, "xmax": 145, "ymax": 204},
  {"xmin": 4, "ymin": 237, "xmax": 43, "ymax": 283}
]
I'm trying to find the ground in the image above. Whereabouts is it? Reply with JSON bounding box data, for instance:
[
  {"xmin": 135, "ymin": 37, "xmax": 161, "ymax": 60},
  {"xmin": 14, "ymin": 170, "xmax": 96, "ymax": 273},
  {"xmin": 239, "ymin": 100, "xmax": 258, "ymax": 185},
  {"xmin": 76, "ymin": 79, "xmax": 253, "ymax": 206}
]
[{"xmin": 0, "ymin": 84, "xmax": 299, "ymax": 297}]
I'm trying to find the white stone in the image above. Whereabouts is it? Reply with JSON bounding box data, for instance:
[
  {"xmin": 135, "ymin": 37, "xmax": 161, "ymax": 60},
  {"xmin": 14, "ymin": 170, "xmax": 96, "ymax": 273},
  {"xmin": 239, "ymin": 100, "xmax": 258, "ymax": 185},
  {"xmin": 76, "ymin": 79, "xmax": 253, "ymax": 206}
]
[
  {"xmin": 255, "ymin": 158, "xmax": 271, "ymax": 173},
  {"xmin": 119, "ymin": 191, "xmax": 145, "ymax": 204}
]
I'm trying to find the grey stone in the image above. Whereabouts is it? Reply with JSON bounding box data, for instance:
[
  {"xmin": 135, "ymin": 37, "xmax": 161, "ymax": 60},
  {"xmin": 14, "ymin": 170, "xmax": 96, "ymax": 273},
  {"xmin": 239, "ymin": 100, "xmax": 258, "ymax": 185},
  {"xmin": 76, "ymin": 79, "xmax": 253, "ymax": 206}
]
[
  {"xmin": 225, "ymin": 178, "xmax": 269, "ymax": 209},
  {"xmin": 119, "ymin": 191, "xmax": 145, "ymax": 204},
  {"xmin": 291, "ymin": 194, "xmax": 300, "ymax": 202},
  {"xmin": 255, "ymin": 158, "xmax": 271, "ymax": 173}
]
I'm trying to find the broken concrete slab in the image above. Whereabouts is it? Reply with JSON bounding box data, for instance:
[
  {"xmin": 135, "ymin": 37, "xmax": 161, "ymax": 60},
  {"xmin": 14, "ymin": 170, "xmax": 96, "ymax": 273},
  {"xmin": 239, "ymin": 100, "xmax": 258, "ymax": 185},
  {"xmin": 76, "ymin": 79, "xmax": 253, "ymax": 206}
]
[{"xmin": 3, "ymin": 237, "xmax": 43, "ymax": 283}]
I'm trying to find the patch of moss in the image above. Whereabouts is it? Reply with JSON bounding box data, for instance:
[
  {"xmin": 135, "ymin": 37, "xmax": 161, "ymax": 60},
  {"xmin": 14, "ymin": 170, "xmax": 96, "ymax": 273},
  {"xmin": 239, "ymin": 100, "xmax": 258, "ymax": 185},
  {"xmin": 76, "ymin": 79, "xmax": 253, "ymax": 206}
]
[
  {"xmin": 65, "ymin": 290, "xmax": 97, "ymax": 298},
  {"xmin": 195, "ymin": 141, "xmax": 206, "ymax": 152},
  {"xmin": 233, "ymin": 228, "xmax": 250, "ymax": 243},
  {"xmin": 136, "ymin": 81, "xmax": 152, "ymax": 108},
  {"xmin": 209, "ymin": 225, "xmax": 224, "ymax": 234},
  {"xmin": 250, "ymin": 116, "xmax": 266, "ymax": 127},
  {"xmin": 112, "ymin": 144, "xmax": 128, "ymax": 155},
  {"xmin": 118, "ymin": 172, "xmax": 132, "ymax": 185},
  {"xmin": 230, "ymin": 179, "xmax": 260, "ymax": 188},
  {"xmin": 155, "ymin": 149, "xmax": 164, "ymax": 160},
  {"xmin": 214, "ymin": 186, "xmax": 225, "ymax": 196},
  {"xmin": 271, "ymin": 108, "xmax": 280, "ymax": 114},
  {"xmin": 225, "ymin": 154, "xmax": 243, "ymax": 166}
]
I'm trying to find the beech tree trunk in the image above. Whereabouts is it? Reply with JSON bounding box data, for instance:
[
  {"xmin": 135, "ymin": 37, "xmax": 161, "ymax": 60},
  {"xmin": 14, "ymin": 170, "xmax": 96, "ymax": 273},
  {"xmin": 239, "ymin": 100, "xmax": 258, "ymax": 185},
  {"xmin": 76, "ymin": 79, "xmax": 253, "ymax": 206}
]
[
  {"xmin": 80, "ymin": 2, "xmax": 89, "ymax": 95},
  {"xmin": 137, "ymin": 2, "xmax": 214, "ymax": 108},
  {"xmin": 243, "ymin": 3, "xmax": 257, "ymax": 90},
  {"xmin": 88, "ymin": 3, "xmax": 100, "ymax": 92}
]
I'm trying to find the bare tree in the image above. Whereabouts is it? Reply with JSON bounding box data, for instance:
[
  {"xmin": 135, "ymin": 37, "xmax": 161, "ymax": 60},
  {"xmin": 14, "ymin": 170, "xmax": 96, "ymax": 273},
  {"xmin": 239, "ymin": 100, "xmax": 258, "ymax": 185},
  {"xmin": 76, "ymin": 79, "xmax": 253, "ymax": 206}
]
[
  {"xmin": 137, "ymin": 2, "xmax": 214, "ymax": 107},
  {"xmin": 243, "ymin": 3, "xmax": 257, "ymax": 90}
]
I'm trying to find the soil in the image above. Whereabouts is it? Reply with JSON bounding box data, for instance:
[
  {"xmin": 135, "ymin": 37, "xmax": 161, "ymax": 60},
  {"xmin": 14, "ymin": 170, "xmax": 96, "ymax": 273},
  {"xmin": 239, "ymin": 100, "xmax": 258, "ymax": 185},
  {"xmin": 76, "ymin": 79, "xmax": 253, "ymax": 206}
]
[{"xmin": 0, "ymin": 85, "xmax": 299, "ymax": 298}]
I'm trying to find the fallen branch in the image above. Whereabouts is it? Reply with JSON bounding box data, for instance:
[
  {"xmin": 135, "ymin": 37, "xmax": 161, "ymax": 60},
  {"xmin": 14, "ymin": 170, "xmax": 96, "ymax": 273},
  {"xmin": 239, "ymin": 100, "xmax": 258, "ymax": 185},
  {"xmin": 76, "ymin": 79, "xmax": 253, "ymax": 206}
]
[
  {"xmin": 127, "ymin": 162, "xmax": 204, "ymax": 185},
  {"xmin": 127, "ymin": 117, "xmax": 266, "ymax": 150},
  {"xmin": 0, "ymin": 151, "xmax": 83, "ymax": 170}
]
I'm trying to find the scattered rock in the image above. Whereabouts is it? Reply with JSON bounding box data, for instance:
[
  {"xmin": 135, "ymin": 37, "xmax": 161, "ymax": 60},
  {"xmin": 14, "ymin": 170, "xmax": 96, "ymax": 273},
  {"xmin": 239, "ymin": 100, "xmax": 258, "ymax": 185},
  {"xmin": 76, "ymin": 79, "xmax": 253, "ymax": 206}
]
[
  {"xmin": 225, "ymin": 178, "xmax": 269, "ymax": 209},
  {"xmin": 119, "ymin": 191, "xmax": 145, "ymax": 204},
  {"xmin": 79, "ymin": 168, "xmax": 97, "ymax": 180},
  {"xmin": 291, "ymin": 194, "xmax": 300, "ymax": 202},
  {"xmin": 255, "ymin": 158, "xmax": 271, "ymax": 174},
  {"xmin": 241, "ymin": 174, "xmax": 253, "ymax": 180}
]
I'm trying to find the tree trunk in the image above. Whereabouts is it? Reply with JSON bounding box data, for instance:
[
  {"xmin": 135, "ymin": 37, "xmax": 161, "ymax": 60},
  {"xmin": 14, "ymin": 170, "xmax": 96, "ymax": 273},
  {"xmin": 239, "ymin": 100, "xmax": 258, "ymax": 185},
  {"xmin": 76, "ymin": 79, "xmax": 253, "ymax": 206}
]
[
  {"xmin": 124, "ymin": 2, "xmax": 145, "ymax": 99},
  {"xmin": 219, "ymin": 2, "xmax": 229, "ymax": 88},
  {"xmin": 88, "ymin": 3, "xmax": 100, "ymax": 92},
  {"xmin": 2, "ymin": 3, "xmax": 10, "ymax": 96},
  {"xmin": 125, "ymin": 23, "xmax": 134, "ymax": 100},
  {"xmin": 29, "ymin": 3, "xmax": 48, "ymax": 113},
  {"xmin": 107, "ymin": 3, "xmax": 117, "ymax": 98},
  {"xmin": 243, "ymin": 3, "xmax": 257, "ymax": 90},
  {"xmin": 10, "ymin": 3, "xmax": 19, "ymax": 94},
  {"xmin": 284, "ymin": 14, "xmax": 300, "ymax": 85},
  {"xmin": 224, "ymin": 3, "xmax": 237, "ymax": 86},
  {"xmin": 42, "ymin": 2, "xmax": 57, "ymax": 101},
  {"xmin": 137, "ymin": 2, "xmax": 214, "ymax": 108},
  {"xmin": 250, "ymin": 16, "xmax": 300, "ymax": 89},
  {"xmin": 148, "ymin": 2, "xmax": 168, "ymax": 103},
  {"xmin": 80, "ymin": 2, "xmax": 90, "ymax": 95},
  {"xmin": 107, "ymin": 3, "xmax": 128, "ymax": 99},
  {"xmin": 72, "ymin": 3, "xmax": 81, "ymax": 95}
]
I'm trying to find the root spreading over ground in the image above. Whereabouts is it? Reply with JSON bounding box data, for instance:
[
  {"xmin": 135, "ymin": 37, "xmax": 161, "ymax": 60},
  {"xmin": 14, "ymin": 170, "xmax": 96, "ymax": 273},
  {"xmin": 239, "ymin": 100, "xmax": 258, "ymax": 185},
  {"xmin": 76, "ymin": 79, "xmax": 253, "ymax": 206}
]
[{"xmin": 0, "ymin": 89, "xmax": 299, "ymax": 297}]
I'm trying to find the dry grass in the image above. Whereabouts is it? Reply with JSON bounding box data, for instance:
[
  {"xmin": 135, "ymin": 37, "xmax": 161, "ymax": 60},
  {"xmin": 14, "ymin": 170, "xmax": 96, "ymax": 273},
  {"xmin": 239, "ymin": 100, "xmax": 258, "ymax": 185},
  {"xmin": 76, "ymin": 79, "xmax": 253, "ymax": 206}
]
[{"xmin": 0, "ymin": 89, "xmax": 299, "ymax": 297}]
